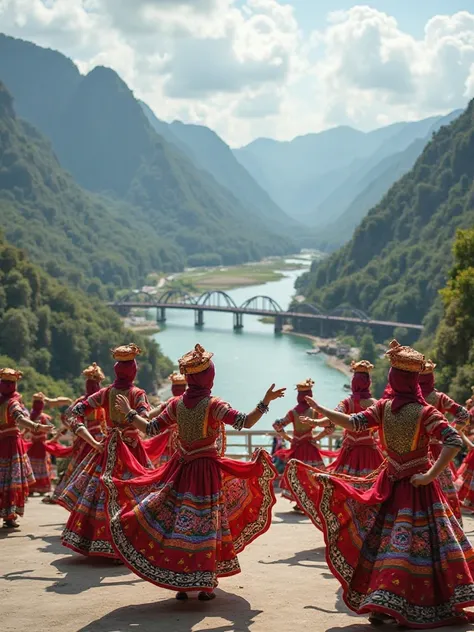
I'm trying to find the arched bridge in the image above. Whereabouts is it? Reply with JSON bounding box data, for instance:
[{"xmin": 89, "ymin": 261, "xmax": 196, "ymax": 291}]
[{"xmin": 109, "ymin": 290, "xmax": 424, "ymax": 335}]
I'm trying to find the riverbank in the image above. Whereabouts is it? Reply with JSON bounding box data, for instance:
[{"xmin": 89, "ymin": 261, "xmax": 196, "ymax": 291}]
[{"xmin": 283, "ymin": 330, "xmax": 353, "ymax": 377}]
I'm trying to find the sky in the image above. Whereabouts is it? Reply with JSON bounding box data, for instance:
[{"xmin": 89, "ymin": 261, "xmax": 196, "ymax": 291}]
[{"xmin": 1, "ymin": 1, "xmax": 474, "ymax": 146}]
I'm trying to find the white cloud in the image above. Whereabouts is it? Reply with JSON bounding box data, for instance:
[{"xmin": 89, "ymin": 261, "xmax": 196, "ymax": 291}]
[{"xmin": 0, "ymin": 2, "xmax": 474, "ymax": 144}]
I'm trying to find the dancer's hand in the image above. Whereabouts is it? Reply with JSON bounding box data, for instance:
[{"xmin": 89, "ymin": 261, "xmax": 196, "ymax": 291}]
[
  {"xmin": 263, "ymin": 384, "xmax": 286, "ymax": 405},
  {"xmin": 93, "ymin": 440, "xmax": 104, "ymax": 453},
  {"xmin": 299, "ymin": 415, "xmax": 330, "ymax": 428},
  {"xmin": 305, "ymin": 397, "xmax": 322, "ymax": 414},
  {"xmin": 410, "ymin": 472, "xmax": 432, "ymax": 487},
  {"xmin": 38, "ymin": 423, "xmax": 55, "ymax": 433},
  {"xmin": 116, "ymin": 394, "xmax": 132, "ymax": 415}
]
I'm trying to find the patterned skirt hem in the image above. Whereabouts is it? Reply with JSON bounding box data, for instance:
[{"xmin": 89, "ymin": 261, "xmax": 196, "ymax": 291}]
[
  {"xmin": 61, "ymin": 528, "xmax": 117, "ymax": 558},
  {"xmin": 0, "ymin": 503, "xmax": 26, "ymax": 519}
]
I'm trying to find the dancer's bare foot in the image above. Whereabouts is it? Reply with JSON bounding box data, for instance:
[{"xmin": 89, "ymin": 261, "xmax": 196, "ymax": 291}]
[
  {"xmin": 175, "ymin": 592, "xmax": 188, "ymax": 601},
  {"xmin": 198, "ymin": 591, "xmax": 216, "ymax": 601}
]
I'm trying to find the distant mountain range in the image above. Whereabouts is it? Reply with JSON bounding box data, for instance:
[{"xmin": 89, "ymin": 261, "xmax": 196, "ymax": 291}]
[
  {"xmin": 234, "ymin": 111, "xmax": 462, "ymax": 249},
  {"xmin": 0, "ymin": 34, "xmax": 295, "ymax": 272}
]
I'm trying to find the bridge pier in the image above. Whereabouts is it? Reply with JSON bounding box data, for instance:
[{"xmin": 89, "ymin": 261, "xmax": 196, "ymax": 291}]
[
  {"xmin": 233, "ymin": 312, "xmax": 243, "ymax": 331},
  {"xmin": 156, "ymin": 307, "xmax": 166, "ymax": 323},
  {"xmin": 274, "ymin": 315, "xmax": 284, "ymax": 334},
  {"xmin": 195, "ymin": 309, "xmax": 204, "ymax": 327}
]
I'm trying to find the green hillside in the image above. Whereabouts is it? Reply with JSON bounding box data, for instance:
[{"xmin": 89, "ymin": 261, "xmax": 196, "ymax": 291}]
[
  {"xmin": 297, "ymin": 101, "xmax": 474, "ymax": 326},
  {"xmin": 0, "ymin": 34, "xmax": 293, "ymax": 267},
  {"xmin": 0, "ymin": 82, "xmax": 182, "ymax": 293},
  {"xmin": 0, "ymin": 228, "xmax": 173, "ymax": 401}
]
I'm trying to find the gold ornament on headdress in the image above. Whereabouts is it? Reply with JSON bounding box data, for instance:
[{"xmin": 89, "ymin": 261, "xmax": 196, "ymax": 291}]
[
  {"xmin": 82, "ymin": 362, "xmax": 105, "ymax": 382},
  {"xmin": 295, "ymin": 378, "xmax": 315, "ymax": 392},
  {"xmin": 384, "ymin": 339, "xmax": 425, "ymax": 373},
  {"xmin": 168, "ymin": 372, "xmax": 187, "ymax": 385},
  {"xmin": 0, "ymin": 367, "xmax": 23, "ymax": 382},
  {"xmin": 32, "ymin": 392, "xmax": 45, "ymax": 402},
  {"xmin": 351, "ymin": 360, "xmax": 374, "ymax": 373},
  {"xmin": 178, "ymin": 344, "xmax": 214, "ymax": 375},
  {"xmin": 111, "ymin": 343, "xmax": 142, "ymax": 362},
  {"xmin": 420, "ymin": 359, "xmax": 436, "ymax": 375}
]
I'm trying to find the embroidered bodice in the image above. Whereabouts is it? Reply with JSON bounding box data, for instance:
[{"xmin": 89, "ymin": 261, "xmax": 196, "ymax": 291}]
[
  {"xmin": 0, "ymin": 398, "xmax": 27, "ymax": 438},
  {"xmin": 146, "ymin": 396, "xmax": 246, "ymax": 453},
  {"xmin": 273, "ymin": 407, "xmax": 319, "ymax": 440}
]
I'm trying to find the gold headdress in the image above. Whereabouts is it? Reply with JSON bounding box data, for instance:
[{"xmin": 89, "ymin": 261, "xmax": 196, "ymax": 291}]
[
  {"xmin": 384, "ymin": 340, "xmax": 425, "ymax": 373},
  {"xmin": 82, "ymin": 362, "xmax": 105, "ymax": 382},
  {"xmin": 32, "ymin": 392, "xmax": 45, "ymax": 402},
  {"xmin": 111, "ymin": 343, "xmax": 142, "ymax": 362},
  {"xmin": 178, "ymin": 344, "xmax": 214, "ymax": 375},
  {"xmin": 168, "ymin": 372, "xmax": 187, "ymax": 386},
  {"xmin": 295, "ymin": 378, "xmax": 315, "ymax": 392},
  {"xmin": 420, "ymin": 359, "xmax": 436, "ymax": 375},
  {"xmin": 351, "ymin": 360, "xmax": 374, "ymax": 373},
  {"xmin": 0, "ymin": 367, "xmax": 23, "ymax": 382}
]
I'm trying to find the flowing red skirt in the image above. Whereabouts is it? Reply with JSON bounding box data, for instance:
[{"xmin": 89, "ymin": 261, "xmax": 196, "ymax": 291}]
[
  {"xmin": 58, "ymin": 436, "xmax": 150, "ymax": 557},
  {"xmin": 285, "ymin": 459, "xmax": 474, "ymax": 629},
  {"xmin": 27, "ymin": 440, "xmax": 52, "ymax": 493},
  {"xmin": 52, "ymin": 438, "xmax": 92, "ymax": 505},
  {"xmin": 278, "ymin": 439, "xmax": 325, "ymax": 501},
  {"xmin": 328, "ymin": 442, "xmax": 384, "ymax": 477},
  {"xmin": 457, "ymin": 450, "xmax": 474, "ymax": 511},
  {"xmin": 143, "ymin": 430, "xmax": 175, "ymax": 467},
  {"xmin": 0, "ymin": 434, "xmax": 34, "ymax": 519},
  {"xmin": 45, "ymin": 442, "xmax": 74, "ymax": 458},
  {"xmin": 102, "ymin": 433, "xmax": 277, "ymax": 592}
]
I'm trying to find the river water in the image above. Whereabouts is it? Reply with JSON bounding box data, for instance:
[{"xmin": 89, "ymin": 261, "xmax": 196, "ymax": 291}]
[{"xmin": 152, "ymin": 261, "xmax": 347, "ymax": 435}]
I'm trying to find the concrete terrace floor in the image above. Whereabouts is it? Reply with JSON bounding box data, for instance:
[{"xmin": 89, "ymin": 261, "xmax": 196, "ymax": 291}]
[{"xmin": 2, "ymin": 496, "xmax": 474, "ymax": 632}]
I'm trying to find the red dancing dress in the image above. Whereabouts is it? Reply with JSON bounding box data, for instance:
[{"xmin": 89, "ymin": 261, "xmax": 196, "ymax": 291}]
[
  {"xmin": 273, "ymin": 407, "xmax": 325, "ymax": 501},
  {"xmin": 143, "ymin": 400, "xmax": 178, "ymax": 467},
  {"xmin": 102, "ymin": 396, "xmax": 277, "ymax": 592},
  {"xmin": 424, "ymin": 390, "xmax": 468, "ymax": 521},
  {"xmin": 0, "ymin": 398, "xmax": 34, "ymax": 519},
  {"xmin": 27, "ymin": 414, "xmax": 53, "ymax": 494},
  {"xmin": 285, "ymin": 400, "xmax": 474, "ymax": 629},
  {"xmin": 52, "ymin": 402, "xmax": 106, "ymax": 504},
  {"xmin": 58, "ymin": 385, "xmax": 150, "ymax": 557},
  {"xmin": 328, "ymin": 396, "xmax": 383, "ymax": 477}
]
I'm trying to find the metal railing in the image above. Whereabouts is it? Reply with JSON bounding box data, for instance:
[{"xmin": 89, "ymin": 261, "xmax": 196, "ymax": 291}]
[{"xmin": 225, "ymin": 429, "xmax": 344, "ymax": 460}]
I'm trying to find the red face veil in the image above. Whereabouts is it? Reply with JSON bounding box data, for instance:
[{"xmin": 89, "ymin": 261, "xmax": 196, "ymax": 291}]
[
  {"xmin": 182, "ymin": 363, "xmax": 215, "ymax": 409},
  {"xmin": 295, "ymin": 390, "xmax": 312, "ymax": 414},
  {"xmin": 112, "ymin": 360, "xmax": 137, "ymax": 390},
  {"xmin": 418, "ymin": 373, "xmax": 435, "ymax": 398},
  {"xmin": 0, "ymin": 380, "xmax": 18, "ymax": 406},
  {"xmin": 30, "ymin": 398, "xmax": 45, "ymax": 421},
  {"xmin": 351, "ymin": 372, "xmax": 372, "ymax": 401},
  {"xmin": 386, "ymin": 367, "xmax": 427, "ymax": 413}
]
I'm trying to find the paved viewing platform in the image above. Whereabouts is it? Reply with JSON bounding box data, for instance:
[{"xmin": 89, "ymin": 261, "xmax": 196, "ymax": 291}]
[{"xmin": 2, "ymin": 497, "xmax": 474, "ymax": 632}]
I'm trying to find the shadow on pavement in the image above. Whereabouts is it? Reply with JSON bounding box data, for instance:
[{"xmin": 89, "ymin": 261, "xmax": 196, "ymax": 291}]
[
  {"xmin": 272, "ymin": 510, "xmax": 309, "ymax": 524},
  {"xmin": 304, "ymin": 587, "xmax": 358, "ymax": 618},
  {"xmin": 258, "ymin": 546, "xmax": 326, "ymax": 568},
  {"xmin": 76, "ymin": 591, "xmax": 262, "ymax": 632}
]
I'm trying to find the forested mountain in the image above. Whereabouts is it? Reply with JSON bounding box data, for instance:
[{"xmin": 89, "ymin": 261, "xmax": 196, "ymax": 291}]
[
  {"xmin": 0, "ymin": 82, "xmax": 181, "ymax": 293},
  {"xmin": 0, "ymin": 228, "xmax": 173, "ymax": 400},
  {"xmin": 235, "ymin": 114, "xmax": 456, "ymax": 230},
  {"xmin": 141, "ymin": 103, "xmax": 298, "ymax": 232},
  {"xmin": 0, "ymin": 34, "xmax": 293, "ymax": 268},
  {"xmin": 296, "ymin": 100, "xmax": 474, "ymax": 327}
]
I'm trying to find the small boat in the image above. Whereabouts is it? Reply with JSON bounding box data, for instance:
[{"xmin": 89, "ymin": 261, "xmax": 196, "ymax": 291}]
[{"xmin": 306, "ymin": 347, "xmax": 321, "ymax": 355}]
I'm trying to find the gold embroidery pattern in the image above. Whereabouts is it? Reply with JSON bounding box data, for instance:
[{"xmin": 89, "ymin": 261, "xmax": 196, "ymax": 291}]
[
  {"xmin": 382, "ymin": 402, "xmax": 423, "ymax": 454},
  {"xmin": 176, "ymin": 397, "xmax": 211, "ymax": 444},
  {"xmin": 293, "ymin": 408, "xmax": 314, "ymax": 433},
  {"xmin": 109, "ymin": 388, "xmax": 131, "ymax": 426},
  {"xmin": 0, "ymin": 402, "xmax": 8, "ymax": 427},
  {"xmin": 425, "ymin": 391, "xmax": 438, "ymax": 407}
]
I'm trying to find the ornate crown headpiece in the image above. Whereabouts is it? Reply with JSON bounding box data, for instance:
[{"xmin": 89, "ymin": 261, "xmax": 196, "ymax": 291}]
[
  {"xmin": 351, "ymin": 360, "xmax": 374, "ymax": 373},
  {"xmin": 296, "ymin": 378, "xmax": 315, "ymax": 392},
  {"xmin": 168, "ymin": 372, "xmax": 187, "ymax": 385},
  {"xmin": 178, "ymin": 344, "xmax": 214, "ymax": 375},
  {"xmin": 82, "ymin": 362, "xmax": 105, "ymax": 382},
  {"xmin": 32, "ymin": 392, "xmax": 45, "ymax": 402},
  {"xmin": 111, "ymin": 343, "xmax": 142, "ymax": 362},
  {"xmin": 420, "ymin": 359, "xmax": 436, "ymax": 375},
  {"xmin": 384, "ymin": 340, "xmax": 425, "ymax": 373},
  {"xmin": 0, "ymin": 367, "xmax": 23, "ymax": 382}
]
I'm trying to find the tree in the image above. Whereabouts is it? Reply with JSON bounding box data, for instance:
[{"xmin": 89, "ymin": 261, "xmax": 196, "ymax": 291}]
[
  {"xmin": 0, "ymin": 308, "xmax": 31, "ymax": 359},
  {"xmin": 359, "ymin": 332, "xmax": 377, "ymax": 364}
]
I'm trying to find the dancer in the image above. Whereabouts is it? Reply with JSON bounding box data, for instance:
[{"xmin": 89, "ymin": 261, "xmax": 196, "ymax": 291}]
[
  {"xmin": 102, "ymin": 343, "xmax": 285, "ymax": 600},
  {"xmin": 286, "ymin": 340, "xmax": 474, "ymax": 629},
  {"xmin": 59, "ymin": 344, "xmax": 151, "ymax": 558},
  {"xmin": 273, "ymin": 379, "xmax": 328, "ymax": 509},
  {"xmin": 418, "ymin": 360, "xmax": 468, "ymax": 521},
  {"xmin": 50, "ymin": 363, "xmax": 106, "ymax": 505},
  {"xmin": 144, "ymin": 372, "xmax": 187, "ymax": 467},
  {"xmin": 0, "ymin": 368, "xmax": 53, "ymax": 528},
  {"xmin": 26, "ymin": 393, "xmax": 54, "ymax": 495},
  {"xmin": 312, "ymin": 361, "xmax": 383, "ymax": 477}
]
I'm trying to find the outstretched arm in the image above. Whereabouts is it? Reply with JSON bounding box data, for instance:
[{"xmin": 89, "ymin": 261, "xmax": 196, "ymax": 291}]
[
  {"xmin": 303, "ymin": 397, "xmax": 353, "ymax": 430},
  {"xmin": 243, "ymin": 385, "xmax": 286, "ymax": 429}
]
